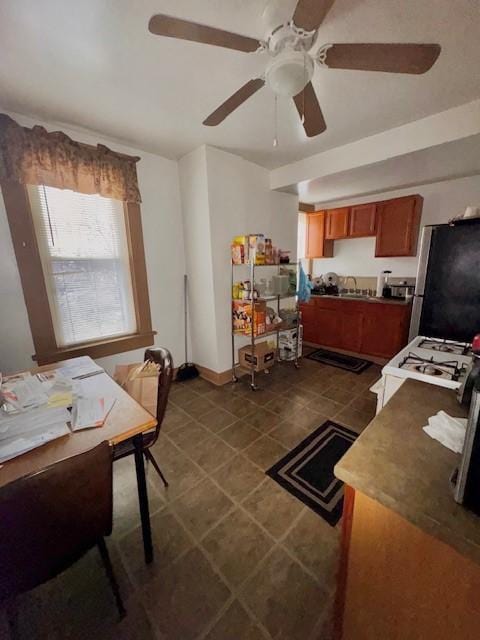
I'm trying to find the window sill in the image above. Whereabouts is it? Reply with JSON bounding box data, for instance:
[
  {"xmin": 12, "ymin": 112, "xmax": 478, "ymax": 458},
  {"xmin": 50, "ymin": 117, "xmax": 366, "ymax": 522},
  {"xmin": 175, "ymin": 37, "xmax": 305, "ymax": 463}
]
[{"xmin": 34, "ymin": 331, "xmax": 157, "ymax": 365}]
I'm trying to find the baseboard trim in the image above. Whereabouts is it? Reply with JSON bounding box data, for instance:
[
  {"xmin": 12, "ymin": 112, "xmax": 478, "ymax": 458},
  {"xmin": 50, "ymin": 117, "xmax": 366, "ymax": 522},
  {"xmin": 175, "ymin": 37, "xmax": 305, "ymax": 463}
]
[{"xmin": 196, "ymin": 364, "xmax": 233, "ymax": 386}]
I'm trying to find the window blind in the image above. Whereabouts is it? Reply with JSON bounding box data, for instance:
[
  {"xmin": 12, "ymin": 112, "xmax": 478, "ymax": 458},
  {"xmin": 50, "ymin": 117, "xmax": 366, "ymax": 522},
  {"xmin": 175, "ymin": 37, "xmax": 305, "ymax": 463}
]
[{"xmin": 28, "ymin": 185, "xmax": 137, "ymax": 347}]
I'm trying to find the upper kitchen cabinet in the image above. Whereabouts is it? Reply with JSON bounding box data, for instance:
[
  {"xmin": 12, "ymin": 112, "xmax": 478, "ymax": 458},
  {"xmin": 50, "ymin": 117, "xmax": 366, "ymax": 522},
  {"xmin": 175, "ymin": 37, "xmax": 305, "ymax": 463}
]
[
  {"xmin": 325, "ymin": 207, "xmax": 350, "ymax": 240},
  {"xmin": 349, "ymin": 203, "xmax": 377, "ymax": 238},
  {"xmin": 375, "ymin": 195, "xmax": 423, "ymax": 257},
  {"xmin": 305, "ymin": 211, "xmax": 334, "ymax": 258}
]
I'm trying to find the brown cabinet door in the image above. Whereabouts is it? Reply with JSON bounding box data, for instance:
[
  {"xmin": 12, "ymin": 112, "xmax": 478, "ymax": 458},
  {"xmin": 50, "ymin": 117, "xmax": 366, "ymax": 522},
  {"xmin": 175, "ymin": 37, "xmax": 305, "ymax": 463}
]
[
  {"xmin": 325, "ymin": 208, "xmax": 350, "ymax": 240},
  {"xmin": 299, "ymin": 302, "xmax": 318, "ymax": 343},
  {"xmin": 375, "ymin": 195, "xmax": 423, "ymax": 257},
  {"xmin": 361, "ymin": 304, "xmax": 410, "ymax": 358},
  {"xmin": 305, "ymin": 211, "xmax": 334, "ymax": 258},
  {"xmin": 315, "ymin": 305, "xmax": 340, "ymax": 346},
  {"xmin": 340, "ymin": 307, "xmax": 364, "ymax": 352},
  {"xmin": 349, "ymin": 204, "xmax": 377, "ymax": 238}
]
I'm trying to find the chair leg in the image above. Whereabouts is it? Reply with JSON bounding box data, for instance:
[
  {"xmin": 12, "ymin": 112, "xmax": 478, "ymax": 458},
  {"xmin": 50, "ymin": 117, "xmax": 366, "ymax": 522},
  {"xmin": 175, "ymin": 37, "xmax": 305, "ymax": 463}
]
[
  {"xmin": 97, "ymin": 538, "xmax": 126, "ymax": 619},
  {"xmin": 144, "ymin": 449, "xmax": 169, "ymax": 488},
  {"xmin": 134, "ymin": 436, "xmax": 153, "ymax": 564}
]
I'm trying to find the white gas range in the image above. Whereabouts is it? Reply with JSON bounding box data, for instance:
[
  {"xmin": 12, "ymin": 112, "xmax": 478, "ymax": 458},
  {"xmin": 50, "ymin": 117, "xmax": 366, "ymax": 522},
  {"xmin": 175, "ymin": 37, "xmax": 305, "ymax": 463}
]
[{"xmin": 373, "ymin": 336, "xmax": 472, "ymax": 414}]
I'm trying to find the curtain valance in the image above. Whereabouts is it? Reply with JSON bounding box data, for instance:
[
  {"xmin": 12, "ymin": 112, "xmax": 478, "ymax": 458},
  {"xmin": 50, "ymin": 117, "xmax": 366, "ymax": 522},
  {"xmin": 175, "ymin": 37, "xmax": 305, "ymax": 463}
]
[{"xmin": 0, "ymin": 114, "xmax": 141, "ymax": 203}]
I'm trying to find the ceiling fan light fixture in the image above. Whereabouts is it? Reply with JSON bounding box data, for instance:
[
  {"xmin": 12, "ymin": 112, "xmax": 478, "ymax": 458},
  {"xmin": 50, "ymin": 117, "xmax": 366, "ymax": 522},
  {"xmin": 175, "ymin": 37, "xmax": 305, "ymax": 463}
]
[{"xmin": 266, "ymin": 50, "xmax": 313, "ymax": 97}]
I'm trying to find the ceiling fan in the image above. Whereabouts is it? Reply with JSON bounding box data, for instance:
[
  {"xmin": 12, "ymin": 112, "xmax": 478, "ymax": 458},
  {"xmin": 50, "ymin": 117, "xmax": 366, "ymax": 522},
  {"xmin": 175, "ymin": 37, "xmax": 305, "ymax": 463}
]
[{"xmin": 148, "ymin": 0, "xmax": 441, "ymax": 138}]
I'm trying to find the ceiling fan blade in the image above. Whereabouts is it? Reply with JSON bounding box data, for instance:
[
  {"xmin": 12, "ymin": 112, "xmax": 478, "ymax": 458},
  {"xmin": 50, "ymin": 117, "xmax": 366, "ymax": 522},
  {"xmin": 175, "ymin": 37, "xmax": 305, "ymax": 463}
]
[
  {"xmin": 148, "ymin": 14, "xmax": 261, "ymax": 53},
  {"xmin": 322, "ymin": 43, "xmax": 441, "ymax": 74},
  {"xmin": 203, "ymin": 79, "xmax": 265, "ymax": 126},
  {"xmin": 292, "ymin": 0, "xmax": 336, "ymax": 32},
  {"xmin": 293, "ymin": 82, "xmax": 326, "ymax": 137}
]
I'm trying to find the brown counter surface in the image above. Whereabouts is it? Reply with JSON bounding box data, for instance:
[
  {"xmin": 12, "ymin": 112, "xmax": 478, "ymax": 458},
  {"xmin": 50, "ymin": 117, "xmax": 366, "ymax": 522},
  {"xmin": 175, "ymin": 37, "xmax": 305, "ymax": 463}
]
[
  {"xmin": 310, "ymin": 294, "xmax": 411, "ymax": 306},
  {"xmin": 334, "ymin": 379, "xmax": 480, "ymax": 565}
]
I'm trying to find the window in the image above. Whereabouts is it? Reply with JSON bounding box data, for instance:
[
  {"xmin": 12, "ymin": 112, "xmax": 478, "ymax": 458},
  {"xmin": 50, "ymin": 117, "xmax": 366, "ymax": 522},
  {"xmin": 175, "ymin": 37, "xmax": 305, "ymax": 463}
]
[
  {"xmin": 28, "ymin": 186, "xmax": 137, "ymax": 347},
  {"xmin": 2, "ymin": 181, "xmax": 154, "ymax": 364}
]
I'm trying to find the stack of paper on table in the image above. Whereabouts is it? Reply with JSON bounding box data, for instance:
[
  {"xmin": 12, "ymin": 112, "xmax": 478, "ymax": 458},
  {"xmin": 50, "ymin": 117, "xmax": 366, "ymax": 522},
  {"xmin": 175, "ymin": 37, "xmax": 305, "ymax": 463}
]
[
  {"xmin": 71, "ymin": 396, "xmax": 115, "ymax": 431},
  {"xmin": 36, "ymin": 370, "xmax": 75, "ymax": 407},
  {"xmin": 0, "ymin": 406, "xmax": 71, "ymax": 463},
  {"xmin": 0, "ymin": 358, "xmax": 111, "ymax": 463},
  {"xmin": 58, "ymin": 357, "xmax": 104, "ymax": 380},
  {"xmin": 0, "ymin": 372, "xmax": 49, "ymax": 412}
]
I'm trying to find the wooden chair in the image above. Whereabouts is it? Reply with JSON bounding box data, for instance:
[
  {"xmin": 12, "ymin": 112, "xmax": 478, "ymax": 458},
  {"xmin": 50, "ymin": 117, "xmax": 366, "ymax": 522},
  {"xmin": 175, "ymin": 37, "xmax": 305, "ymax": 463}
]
[
  {"xmin": 113, "ymin": 347, "xmax": 173, "ymax": 487},
  {"xmin": 0, "ymin": 442, "xmax": 125, "ymax": 636}
]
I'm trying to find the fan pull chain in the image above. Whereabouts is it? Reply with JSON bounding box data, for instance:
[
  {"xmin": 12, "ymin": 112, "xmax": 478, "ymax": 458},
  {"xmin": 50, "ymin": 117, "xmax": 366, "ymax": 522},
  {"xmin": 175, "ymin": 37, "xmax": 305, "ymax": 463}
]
[{"xmin": 273, "ymin": 94, "xmax": 278, "ymax": 147}]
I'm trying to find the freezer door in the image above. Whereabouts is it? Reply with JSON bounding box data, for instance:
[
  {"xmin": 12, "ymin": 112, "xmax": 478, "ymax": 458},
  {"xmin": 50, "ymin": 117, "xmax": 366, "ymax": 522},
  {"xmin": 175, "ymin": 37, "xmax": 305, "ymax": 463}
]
[{"xmin": 419, "ymin": 222, "xmax": 480, "ymax": 342}]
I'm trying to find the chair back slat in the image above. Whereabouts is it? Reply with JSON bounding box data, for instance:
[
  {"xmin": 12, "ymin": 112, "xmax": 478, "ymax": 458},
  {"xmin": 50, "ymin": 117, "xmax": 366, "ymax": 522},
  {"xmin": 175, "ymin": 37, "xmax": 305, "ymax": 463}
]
[{"xmin": 0, "ymin": 441, "xmax": 112, "ymax": 602}]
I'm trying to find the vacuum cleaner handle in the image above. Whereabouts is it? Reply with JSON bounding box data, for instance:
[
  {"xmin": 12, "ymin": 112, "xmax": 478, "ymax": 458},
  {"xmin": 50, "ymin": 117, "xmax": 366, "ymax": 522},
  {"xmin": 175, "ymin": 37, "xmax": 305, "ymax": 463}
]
[{"xmin": 184, "ymin": 274, "xmax": 188, "ymax": 362}]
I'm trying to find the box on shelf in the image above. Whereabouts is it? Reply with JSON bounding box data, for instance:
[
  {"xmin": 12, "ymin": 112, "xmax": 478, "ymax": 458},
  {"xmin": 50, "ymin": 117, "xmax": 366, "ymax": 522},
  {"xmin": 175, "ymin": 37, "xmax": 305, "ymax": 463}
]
[
  {"xmin": 232, "ymin": 300, "xmax": 266, "ymax": 336},
  {"xmin": 239, "ymin": 341, "xmax": 276, "ymax": 372},
  {"xmin": 248, "ymin": 234, "xmax": 265, "ymax": 265},
  {"xmin": 278, "ymin": 325, "xmax": 303, "ymax": 361},
  {"xmin": 231, "ymin": 235, "xmax": 249, "ymax": 264}
]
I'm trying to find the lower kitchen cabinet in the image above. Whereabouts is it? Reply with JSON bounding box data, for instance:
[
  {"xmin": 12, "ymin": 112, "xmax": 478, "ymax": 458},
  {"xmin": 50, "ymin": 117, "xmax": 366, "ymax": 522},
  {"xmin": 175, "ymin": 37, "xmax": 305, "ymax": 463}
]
[
  {"xmin": 300, "ymin": 298, "xmax": 411, "ymax": 359},
  {"xmin": 361, "ymin": 303, "xmax": 410, "ymax": 358},
  {"xmin": 337, "ymin": 489, "xmax": 480, "ymax": 640},
  {"xmin": 315, "ymin": 307, "xmax": 339, "ymax": 347},
  {"xmin": 300, "ymin": 302, "xmax": 318, "ymax": 342},
  {"xmin": 340, "ymin": 307, "xmax": 364, "ymax": 353}
]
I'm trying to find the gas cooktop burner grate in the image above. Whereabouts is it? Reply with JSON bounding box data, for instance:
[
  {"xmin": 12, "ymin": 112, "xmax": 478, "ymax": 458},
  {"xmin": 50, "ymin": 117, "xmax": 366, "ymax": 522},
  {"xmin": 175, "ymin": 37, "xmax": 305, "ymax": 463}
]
[
  {"xmin": 399, "ymin": 353, "xmax": 465, "ymax": 381},
  {"xmin": 418, "ymin": 338, "xmax": 472, "ymax": 356}
]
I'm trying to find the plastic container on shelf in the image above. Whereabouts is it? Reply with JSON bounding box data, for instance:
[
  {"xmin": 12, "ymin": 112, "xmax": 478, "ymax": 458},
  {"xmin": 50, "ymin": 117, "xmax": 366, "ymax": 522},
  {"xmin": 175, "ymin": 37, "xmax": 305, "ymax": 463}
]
[{"xmin": 271, "ymin": 275, "xmax": 289, "ymax": 295}]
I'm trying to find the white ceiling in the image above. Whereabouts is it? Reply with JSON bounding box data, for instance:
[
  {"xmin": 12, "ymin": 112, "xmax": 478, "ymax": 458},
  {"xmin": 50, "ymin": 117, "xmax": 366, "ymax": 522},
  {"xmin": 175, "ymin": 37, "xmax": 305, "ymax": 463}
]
[{"xmin": 1, "ymin": 0, "xmax": 480, "ymax": 169}]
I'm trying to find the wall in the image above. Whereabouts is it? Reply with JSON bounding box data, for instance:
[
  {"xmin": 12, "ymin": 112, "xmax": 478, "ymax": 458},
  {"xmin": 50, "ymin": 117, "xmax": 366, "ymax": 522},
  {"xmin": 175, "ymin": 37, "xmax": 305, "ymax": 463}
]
[
  {"xmin": 178, "ymin": 145, "xmax": 298, "ymax": 375},
  {"xmin": 205, "ymin": 146, "xmax": 298, "ymax": 373},
  {"xmin": 304, "ymin": 175, "xmax": 480, "ymax": 278},
  {"xmin": 178, "ymin": 147, "xmax": 219, "ymax": 372},
  {"xmin": 0, "ymin": 110, "xmax": 186, "ymax": 375}
]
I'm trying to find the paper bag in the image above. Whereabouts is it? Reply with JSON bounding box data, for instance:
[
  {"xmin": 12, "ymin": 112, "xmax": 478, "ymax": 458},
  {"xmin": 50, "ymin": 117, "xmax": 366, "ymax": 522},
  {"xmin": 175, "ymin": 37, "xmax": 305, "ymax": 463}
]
[{"xmin": 114, "ymin": 362, "xmax": 159, "ymax": 417}]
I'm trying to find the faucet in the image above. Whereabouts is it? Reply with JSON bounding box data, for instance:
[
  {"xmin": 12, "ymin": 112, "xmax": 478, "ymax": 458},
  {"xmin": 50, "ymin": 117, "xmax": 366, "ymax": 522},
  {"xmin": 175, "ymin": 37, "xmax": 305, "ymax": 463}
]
[{"xmin": 345, "ymin": 276, "xmax": 357, "ymax": 291}]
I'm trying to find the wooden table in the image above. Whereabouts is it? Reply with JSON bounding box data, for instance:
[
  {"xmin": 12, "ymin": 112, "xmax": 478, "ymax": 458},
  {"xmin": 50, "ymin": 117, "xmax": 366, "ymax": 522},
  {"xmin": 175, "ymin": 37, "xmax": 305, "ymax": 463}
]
[{"xmin": 0, "ymin": 356, "xmax": 157, "ymax": 563}]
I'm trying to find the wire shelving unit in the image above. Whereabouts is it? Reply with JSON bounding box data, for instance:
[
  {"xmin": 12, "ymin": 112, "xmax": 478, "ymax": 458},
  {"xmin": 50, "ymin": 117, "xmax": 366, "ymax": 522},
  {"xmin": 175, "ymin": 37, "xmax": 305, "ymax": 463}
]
[{"xmin": 231, "ymin": 260, "xmax": 302, "ymax": 390}]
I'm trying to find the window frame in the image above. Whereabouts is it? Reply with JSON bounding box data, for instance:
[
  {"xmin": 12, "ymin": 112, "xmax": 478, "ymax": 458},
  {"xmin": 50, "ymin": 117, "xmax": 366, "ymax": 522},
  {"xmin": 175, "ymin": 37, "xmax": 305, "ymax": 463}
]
[{"xmin": 1, "ymin": 179, "xmax": 155, "ymax": 365}]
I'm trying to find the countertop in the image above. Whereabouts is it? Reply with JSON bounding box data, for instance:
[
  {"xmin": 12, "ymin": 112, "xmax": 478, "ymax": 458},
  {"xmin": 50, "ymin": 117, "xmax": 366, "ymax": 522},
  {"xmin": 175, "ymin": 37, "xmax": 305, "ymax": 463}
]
[
  {"xmin": 309, "ymin": 294, "xmax": 411, "ymax": 306},
  {"xmin": 334, "ymin": 379, "xmax": 480, "ymax": 566}
]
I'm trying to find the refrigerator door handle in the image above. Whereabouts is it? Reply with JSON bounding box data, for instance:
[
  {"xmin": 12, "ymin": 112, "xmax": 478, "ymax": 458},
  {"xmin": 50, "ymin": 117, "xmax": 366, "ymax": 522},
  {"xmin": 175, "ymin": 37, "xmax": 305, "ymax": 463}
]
[
  {"xmin": 414, "ymin": 226, "xmax": 433, "ymax": 296},
  {"xmin": 409, "ymin": 292, "xmax": 424, "ymax": 341}
]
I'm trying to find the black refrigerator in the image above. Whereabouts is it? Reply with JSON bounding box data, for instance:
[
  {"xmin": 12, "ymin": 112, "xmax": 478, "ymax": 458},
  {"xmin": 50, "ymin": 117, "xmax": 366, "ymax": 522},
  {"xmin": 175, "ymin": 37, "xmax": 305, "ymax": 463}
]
[{"xmin": 410, "ymin": 220, "xmax": 480, "ymax": 343}]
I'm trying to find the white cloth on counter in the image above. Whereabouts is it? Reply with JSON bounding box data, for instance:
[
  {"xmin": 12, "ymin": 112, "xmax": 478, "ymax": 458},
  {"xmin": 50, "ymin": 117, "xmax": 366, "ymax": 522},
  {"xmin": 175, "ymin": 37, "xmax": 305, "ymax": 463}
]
[{"xmin": 423, "ymin": 410, "xmax": 468, "ymax": 453}]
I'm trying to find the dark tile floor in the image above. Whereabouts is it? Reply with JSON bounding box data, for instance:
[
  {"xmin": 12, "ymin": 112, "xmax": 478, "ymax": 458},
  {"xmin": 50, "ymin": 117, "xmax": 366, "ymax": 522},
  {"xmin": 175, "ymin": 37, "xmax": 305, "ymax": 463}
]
[{"xmin": 0, "ymin": 349, "xmax": 380, "ymax": 640}]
